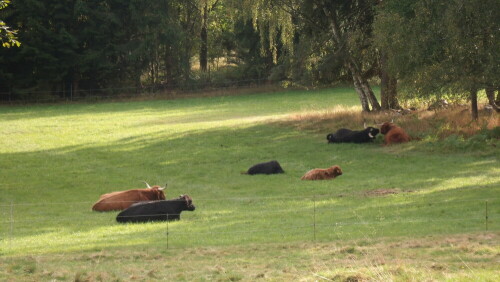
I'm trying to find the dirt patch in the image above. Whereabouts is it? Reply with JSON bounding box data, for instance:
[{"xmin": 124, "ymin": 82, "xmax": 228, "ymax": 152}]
[{"xmin": 364, "ymin": 188, "xmax": 401, "ymax": 197}]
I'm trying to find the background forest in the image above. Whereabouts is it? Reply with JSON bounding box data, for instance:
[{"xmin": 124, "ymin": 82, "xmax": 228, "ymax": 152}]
[{"xmin": 0, "ymin": 0, "xmax": 499, "ymax": 118}]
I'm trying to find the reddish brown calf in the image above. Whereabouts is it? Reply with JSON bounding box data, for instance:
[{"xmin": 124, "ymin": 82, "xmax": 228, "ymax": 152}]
[{"xmin": 301, "ymin": 165, "xmax": 343, "ymax": 180}]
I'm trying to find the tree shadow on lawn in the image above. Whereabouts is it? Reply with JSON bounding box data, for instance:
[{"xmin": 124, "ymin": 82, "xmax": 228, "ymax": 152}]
[{"xmin": 1, "ymin": 123, "xmax": 498, "ymax": 254}]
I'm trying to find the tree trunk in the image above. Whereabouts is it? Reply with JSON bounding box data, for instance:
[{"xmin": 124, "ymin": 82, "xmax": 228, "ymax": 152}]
[
  {"xmin": 150, "ymin": 63, "xmax": 155, "ymax": 85},
  {"xmin": 72, "ymin": 77, "xmax": 79, "ymax": 98},
  {"xmin": 199, "ymin": 1, "xmax": 208, "ymax": 72},
  {"xmin": 350, "ymin": 60, "xmax": 381, "ymax": 111},
  {"xmin": 380, "ymin": 52, "xmax": 400, "ymax": 110},
  {"xmin": 388, "ymin": 78, "xmax": 399, "ymax": 108},
  {"xmin": 380, "ymin": 59, "xmax": 389, "ymax": 110},
  {"xmin": 347, "ymin": 59, "xmax": 381, "ymax": 112},
  {"xmin": 486, "ymin": 87, "xmax": 500, "ymax": 112},
  {"xmin": 351, "ymin": 69, "xmax": 371, "ymax": 112},
  {"xmin": 470, "ymin": 89, "xmax": 478, "ymax": 120},
  {"xmin": 361, "ymin": 76, "xmax": 382, "ymax": 111},
  {"xmin": 165, "ymin": 45, "xmax": 174, "ymax": 85}
]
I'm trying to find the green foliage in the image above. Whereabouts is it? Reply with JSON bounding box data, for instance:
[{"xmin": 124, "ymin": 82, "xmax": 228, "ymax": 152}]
[
  {"xmin": 230, "ymin": 19, "xmax": 274, "ymax": 78},
  {"xmin": 482, "ymin": 126, "xmax": 500, "ymax": 139},
  {"xmin": 0, "ymin": 0, "xmax": 20, "ymax": 48},
  {"xmin": 0, "ymin": 0, "xmax": 197, "ymax": 96},
  {"xmin": 233, "ymin": 0, "xmax": 380, "ymax": 87},
  {"xmin": 374, "ymin": 0, "xmax": 500, "ymax": 97},
  {"xmin": 423, "ymin": 126, "xmax": 499, "ymax": 153},
  {"xmin": 1, "ymin": 0, "xmax": 499, "ymax": 110}
]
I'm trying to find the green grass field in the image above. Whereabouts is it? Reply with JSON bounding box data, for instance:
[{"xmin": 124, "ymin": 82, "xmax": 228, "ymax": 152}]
[{"xmin": 1, "ymin": 88, "xmax": 499, "ymax": 281}]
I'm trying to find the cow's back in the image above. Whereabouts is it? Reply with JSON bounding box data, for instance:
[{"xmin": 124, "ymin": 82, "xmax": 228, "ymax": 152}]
[
  {"xmin": 385, "ymin": 127, "xmax": 410, "ymax": 144},
  {"xmin": 327, "ymin": 128, "xmax": 352, "ymax": 143},
  {"xmin": 247, "ymin": 160, "xmax": 285, "ymax": 175},
  {"xmin": 330, "ymin": 128, "xmax": 378, "ymax": 143},
  {"xmin": 116, "ymin": 201, "xmax": 178, "ymax": 223},
  {"xmin": 348, "ymin": 129, "xmax": 374, "ymax": 143},
  {"xmin": 92, "ymin": 190, "xmax": 139, "ymax": 211},
  {"xmin": 301, "ymin": 169, "xmax": 329, "ymax": 180},
  {"xmin": 92, "ymin": 189, "xmax": 164, "ymax": 212}
]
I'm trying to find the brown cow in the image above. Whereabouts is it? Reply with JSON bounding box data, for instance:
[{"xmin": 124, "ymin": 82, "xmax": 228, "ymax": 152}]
[
  {"xmin": 301, "ymin": 165, "xmax": 343, "ymax": 180},
  {"xmin": 92, "ymin": 182, "xmax": 167, "ymax": 212},
  {"xmin": 380, "ymin": 122, "xmax": 410, "ymax": 145}
]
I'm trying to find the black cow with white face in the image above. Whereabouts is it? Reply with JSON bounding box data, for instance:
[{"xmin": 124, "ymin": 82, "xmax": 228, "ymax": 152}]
[
  {"xmin": 327, "ymin": 127, "xmax": 379, "ymax": 143},
  {"xmin": 116, "ymin": 195, "xmax": 195, "ymax": 223}
]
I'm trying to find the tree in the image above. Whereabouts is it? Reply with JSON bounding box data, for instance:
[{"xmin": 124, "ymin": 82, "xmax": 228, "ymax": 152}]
[
  {"xmin": 0, "ymin": 0, "xmax": 199, "ymax": 97},
  {"xmin": 232, "ymin": 0, "xmax": 382, "ymax": 112},
  {"xmin": 318, "ymin": 0, "xmax": 381, "ymax": 112},
  {"xmin": 374, "ymin": 0, "xmax": 500, "ymax": 119},
  {"xmin": 0, "ymin": 0, "xmax": 20, "ymax": 47},
  {"xmin": 189, "ymin": 0, "xmax": 220, "ymax": 72}
]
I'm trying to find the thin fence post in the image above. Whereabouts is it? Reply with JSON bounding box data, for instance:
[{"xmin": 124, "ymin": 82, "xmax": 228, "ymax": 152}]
[
  {"xmin": 10, "ymin": 201, "xmax": 14, "ymax": 248},
  {"xmin": 485, "ymin": 201, "xmax": 488, "ymax": 231},
  {"xmin": 166, "ymin": 215, "xmax": 169, "ymax": 249},
  {"xmin": 313, "ymin": 194, "xmax": 316, "ymax": 243}
]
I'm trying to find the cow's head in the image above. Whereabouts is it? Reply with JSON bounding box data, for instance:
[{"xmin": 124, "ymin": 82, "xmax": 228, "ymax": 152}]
[
  {"xmin": 143, "ymin": 181, "xmax": 167, "ymax": 200},
  {"xmin": 326, "ymin": 133, "xmax": 336, "ymax": 143},
  {"xmin": 380, "ymin": 122, "xmax": 396, "ymax": 135},
  {"xmin": 178, "ymin": 194, "xmax": 196, "ymax": 211},
  {"xmin": 327, "ymin": 165, "xmax": 343, "ymax": 178},
  {"xmin": 365, "ymin": 127, "xmax": 380, "ymax": 139},
  {"xmin": 143, "ymin": 181, "xmax": 167, "ymax": 190}
]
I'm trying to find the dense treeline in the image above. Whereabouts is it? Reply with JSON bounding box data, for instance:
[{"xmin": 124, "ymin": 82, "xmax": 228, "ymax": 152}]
[{"xmin": 0, "ymin": 0, "xmax": 498, "ymax": 118}]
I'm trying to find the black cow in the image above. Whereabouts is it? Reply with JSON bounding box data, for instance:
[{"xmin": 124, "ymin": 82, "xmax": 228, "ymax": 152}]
[
  {"xmin": 327, "ymin": 127, "xmax": 380, "ymax": 143},
  {"xmin": 116, "ymin": 195, "xmax": 195, "ymax": 223},
  {"xmin": 242, "ymin": 160, "xmax": 285, "ymax": 175}
]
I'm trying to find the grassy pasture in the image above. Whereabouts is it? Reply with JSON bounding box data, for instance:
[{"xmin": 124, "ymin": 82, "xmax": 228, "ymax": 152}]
[{"xmin": 0, "ymin": 88, "xmax": 499, "ymax": 281}]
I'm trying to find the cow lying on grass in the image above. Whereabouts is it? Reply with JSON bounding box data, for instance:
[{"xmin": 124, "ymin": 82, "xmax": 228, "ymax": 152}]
[
  {"xmin": 301, "ymin": 165, "xmax": 343, "ymax": 180},
  {"xmin": 380, "ymin": 122, "xmax": 410, "ymax": 145},
  {"xmin": 92, "ymin": 182, "xmax": 166, "ymax": 212},
  {"xmin": 242, "ymin": 160, "xmax": 285, "ymax": 175},
  {"xmin": 327, "ymin": 126, "xmax": 380, "ymax": 143},
  {"xmin": 116, "ymin": 195, "xmax": 195, "ymax": 223}
]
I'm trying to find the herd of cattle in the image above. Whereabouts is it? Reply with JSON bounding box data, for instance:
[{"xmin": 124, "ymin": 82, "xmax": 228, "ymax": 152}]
[{"xmin": 91, "ymin": 121, "xmax": 410, "ymax": 223}]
